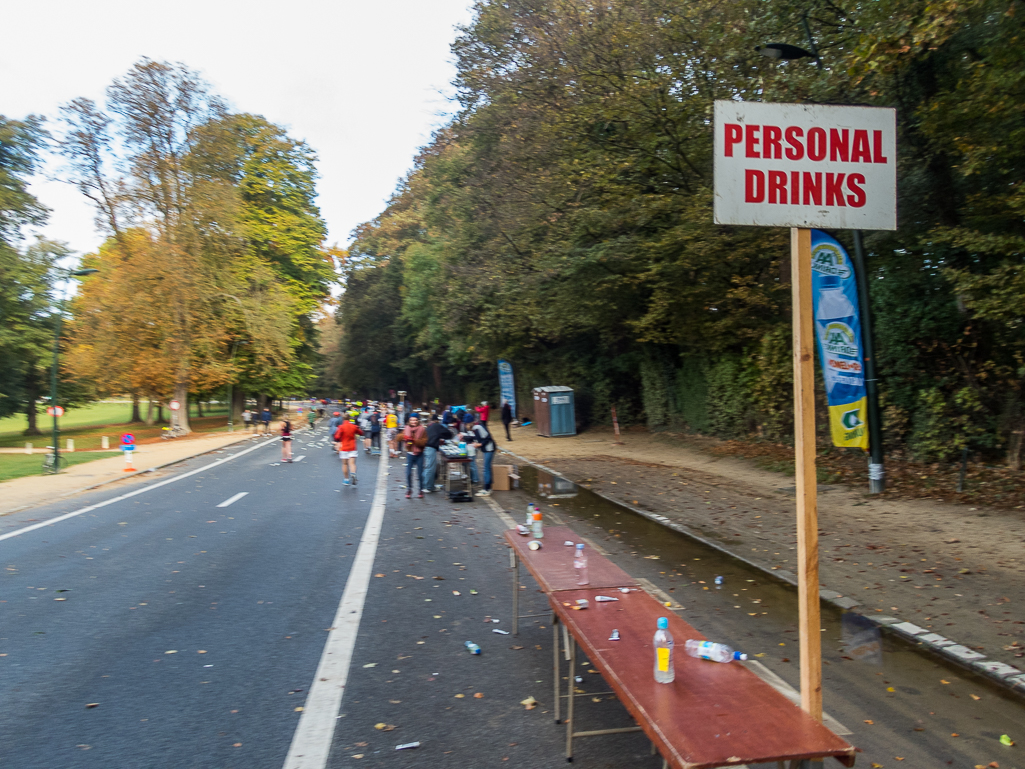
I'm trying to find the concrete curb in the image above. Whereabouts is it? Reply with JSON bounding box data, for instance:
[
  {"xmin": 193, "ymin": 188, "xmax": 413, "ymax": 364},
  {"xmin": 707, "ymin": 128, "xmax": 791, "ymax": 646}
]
[
  {"xmin": 0, "ymin": 431, "xmax": 283, "ymax": 517},
  {"xmin": 498, "ymin": 447, "xmax": 1025, "ymax": 699}
]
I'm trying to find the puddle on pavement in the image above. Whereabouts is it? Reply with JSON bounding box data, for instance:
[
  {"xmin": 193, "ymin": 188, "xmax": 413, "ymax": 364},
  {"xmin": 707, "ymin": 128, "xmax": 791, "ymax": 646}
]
[{"xmin": 515, "ymin": 465, "xmax": 1025, "ymax": 763}]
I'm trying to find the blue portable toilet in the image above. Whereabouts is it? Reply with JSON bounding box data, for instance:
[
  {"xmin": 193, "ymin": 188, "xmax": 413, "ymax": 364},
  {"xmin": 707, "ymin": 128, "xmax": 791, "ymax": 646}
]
[{"xmin": 533, "ymin": 386, "xmax": 576, "ymax": 437}]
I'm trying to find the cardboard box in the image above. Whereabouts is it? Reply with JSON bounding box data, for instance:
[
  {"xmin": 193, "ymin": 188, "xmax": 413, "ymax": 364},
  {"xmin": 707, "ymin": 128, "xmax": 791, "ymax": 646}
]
[{"xmin": 491, "ymin": 464, "xmax": 519, "ymax": 491}]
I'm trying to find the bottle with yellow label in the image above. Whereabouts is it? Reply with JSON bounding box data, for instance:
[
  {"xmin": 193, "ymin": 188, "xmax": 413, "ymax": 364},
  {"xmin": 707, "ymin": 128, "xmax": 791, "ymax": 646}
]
[{"xmin": 653, "ymin": 617, "xmax": 674, "ymax": 683}]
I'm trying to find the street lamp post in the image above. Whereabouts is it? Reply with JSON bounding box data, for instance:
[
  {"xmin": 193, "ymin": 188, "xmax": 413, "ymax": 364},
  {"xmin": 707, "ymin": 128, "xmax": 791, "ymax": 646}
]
[
  {"xmin": 226, "ymin": 339, "xmax": 249, "ymax": 433},
  {"xmin": 48, "ymin": 267, "xmax": 99, "ymax": 474}
]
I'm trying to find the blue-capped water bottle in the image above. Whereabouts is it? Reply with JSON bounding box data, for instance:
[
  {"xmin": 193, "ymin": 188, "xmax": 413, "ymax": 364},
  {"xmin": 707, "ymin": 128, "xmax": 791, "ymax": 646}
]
[
  {"xmin": 685, "ymin": 639, "xmax": 747, "ymax": 663},
  {"xmin": 653, "ymin": 617, "xmax": 674, "ymax": 684}
]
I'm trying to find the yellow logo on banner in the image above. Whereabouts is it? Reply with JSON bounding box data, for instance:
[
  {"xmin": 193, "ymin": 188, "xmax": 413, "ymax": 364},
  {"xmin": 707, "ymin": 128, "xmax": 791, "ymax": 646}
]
[{"xmin": 829, "ymin": 397, "xmax": 869, "ymax": 449}]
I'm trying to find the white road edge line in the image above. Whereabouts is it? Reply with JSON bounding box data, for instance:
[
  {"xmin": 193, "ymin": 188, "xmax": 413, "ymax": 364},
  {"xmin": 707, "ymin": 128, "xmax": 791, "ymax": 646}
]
[
  {"xmin": 0, "ymin": 438, "xmax": 280, "ymax": 543},
  {"xmin": 282, "ymin": 445, "xmax": 389, "ymax": 769},
  {"xmin": 216, "ymin": 492, "xmax": 249, "ymax": 508},
  {"xmin": 293, "ymin": 456, "xmax": 306, "ymax": 462}
]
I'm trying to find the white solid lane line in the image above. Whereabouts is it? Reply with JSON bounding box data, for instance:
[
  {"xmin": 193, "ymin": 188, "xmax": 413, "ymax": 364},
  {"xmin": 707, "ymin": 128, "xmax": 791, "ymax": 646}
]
[
  {"xmin": 0, "ymin": 437, "xmax": 280, "ymax": 544},
  {"xmin": 216, "ymin": 492, "xmax": 249, "ymax": 508},
  {"xmin": 293, "ymin": 456, "xmax": 306, "ymax": 462},
  {"xmin": 282, "ymin": 449, "xmax": 388, "ymax": 769}
]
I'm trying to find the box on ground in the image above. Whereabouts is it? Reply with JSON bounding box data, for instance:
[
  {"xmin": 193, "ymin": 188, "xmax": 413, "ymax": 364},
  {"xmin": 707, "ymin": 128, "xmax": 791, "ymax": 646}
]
[{"xmin": 491, "ymin": 464, "xmax": 519, "ymax": 491}]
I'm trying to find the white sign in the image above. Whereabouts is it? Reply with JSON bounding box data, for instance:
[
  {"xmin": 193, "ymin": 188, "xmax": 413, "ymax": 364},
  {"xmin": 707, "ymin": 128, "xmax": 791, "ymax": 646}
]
[
  {"xmin": 714, "ymin": 101, "xmax": 896, "ymax": 230},
  {"xmin": 169, "ymin": 400, "xmax": 181, "ymax": 411}
]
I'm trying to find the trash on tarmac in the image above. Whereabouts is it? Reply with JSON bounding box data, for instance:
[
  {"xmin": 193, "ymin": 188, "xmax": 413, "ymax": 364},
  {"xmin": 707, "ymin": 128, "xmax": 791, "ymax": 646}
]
[
  {"xmin": 516, "ymin": 525, "xmax": 530, "ymax": 536},
  {"xmin": 493, "ymin": 628, "xmax": 510, "ymax": 635},
  {"xmin": 452, "ymin": 591, "xmax": 461, "ymax": 595},
  {"xmin": 564, "ymin": 541, "xmax": 575, "ymax": 547},
  {"xmin": 464, "ymin": 641, "xmax": 482, "ymax": 655},
  {"xmin": 527, "ymin": 540, "xmax": 543, "ymax": 551},
  {"xmin": 574, "ymin": 599, "xmax": 589, "ymax": 610},
  {"xmin": 470, "ymin": 589, "xmax": 478, "ymax": 595},
  {"xmin": 619, "ymin": 587, "xmax": 632, "ymax": 593},
  {"xmin": 714, "ymin": 575, "xmax": 723, "ymax": 586},
  {"xmin": 609, "ymin": 629, "xmax": 621, "ymax": 641},
  {"xmin": 395, "ymin": 742, "xmax": 420, "ymax": 750},
  {"xmin": 362, "ymin": 663, "xmax": 377, "ymax": 668},
  {"xmin": 1000, "ymin": 734, "xmax": 1015, "ymax": 746},
  {"xmin": 595, "ymin": 595, "xmax": 619, "ymax": 602},
  {"xmin": 575, "ymin": 676, "xmax": 583, "ymax": 683},
  {"xmin": 521, "ymin": 696, "xmax": 538, "ymax": 710},
  {"xmin": 374, "ymin": 723, "xmax": 396, "ymax": 731}
]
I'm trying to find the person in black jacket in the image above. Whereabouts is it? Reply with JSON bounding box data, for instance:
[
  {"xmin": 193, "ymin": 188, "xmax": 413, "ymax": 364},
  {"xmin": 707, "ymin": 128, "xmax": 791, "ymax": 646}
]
[
  {"xmin": 421, "ymin": 415, "xmax": 453, "ymax": 492},
  {"xmin": 501, "ymin": 399, "xmax": 513, "ymax": 441}
]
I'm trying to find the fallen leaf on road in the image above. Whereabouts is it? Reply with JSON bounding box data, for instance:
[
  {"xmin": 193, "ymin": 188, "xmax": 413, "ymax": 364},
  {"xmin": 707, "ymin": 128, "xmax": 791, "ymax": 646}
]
[
  {"xmin": 54, "ymin": 597, "xmax": 67, "ymax": 601},
  {"xmin": 887, "ymin": 687, "xmax": 895, "ymax": 692},
  {"xmin": 643, "ymin": 555, "xmax": 660, "ymax": 560},
  {"xmin": 454, "ymin": 693, "xmax": 465, "ymax": 698},
  {"xmin": 233, "ymin": 743, "xmax": 242, "ymax": 747},
  {"xmin": 1000, "ymin": 734, "xmax": 1015, "ymax": 746},
  {"xmin": 362, "ymin": 663, "xmax": 377, "ymax": 668},
  {"xmin": 198, "ymin": 650, "xmax": 207, "ymax": 654},
  {"xmin": 970, "ymin": 694, "xmax": 981, "ymax": 700},
  {"xmin": 374, "ymin": 723, "xmax": 396, "ymax": 731},
  {"xmin": 389, "ymin": 700, "xmax": 402, "ymax": 704},
  {"xmin": 452, "ymin": 591, "xmax": 461, "ymax": 595},
  {"xmin": 354, "ymin": 742, "xmax": 368, "ymax": 747},
  {"xmin": 520, "ymin": 696, "xmax": 537, "ymax": 710},
  {"xmin": 76, "ymin": 744, "xmax": 91, "ymax": 750},
  {"xmin": 940, "ymin": 679, "xmax": 950, "ymax": 684},
  {"xmin": 895, "ymin": 758, "xmax": 904, "ymax": 762},
  {"xmin": 165, "ymin": 650, "xmax": 177, "ymax": 654},
  {"xmin": 510, "ymin": 645, "xmax": 524, "ymax": 650},
  {"xmin": 592, "ymin": 697, "xmax": 602, "ymax": 703},
  {"xmin": 952, "ymin": 733, "xmax": 960, "ymax": 737},
  {"xmin": 864, "ymin": 720, "xmax": 874, "ymax": 725},
  {"xmin": 374, "ymin": 574, "xmax": 385, "ymax": 578},
  {"xmin": 353, "ymin": 754, "xmax": 364, "ymax": 759},
  {"xmin": 871, "ymin": 764, "xmax": 882, "ymax": 768},
  {"xmin": 474, "ymin": 692, "xmax": 484, "ymax": 699},
  {"xmin": 85, "ymin": 703, "xmax": 99, "ymax": 709}
]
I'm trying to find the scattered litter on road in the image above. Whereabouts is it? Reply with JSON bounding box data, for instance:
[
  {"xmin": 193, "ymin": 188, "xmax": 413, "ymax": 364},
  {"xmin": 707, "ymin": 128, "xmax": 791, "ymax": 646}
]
[
  {"xmin": 452, "ymin": 591, "xmax": 460, "ymax": 595},
  {"xmin": 465, "ymin": 641, "xmax": 481, "ymax": 655},
  {"xmin": 374, "ymin": 723, "xmax": 396, "ymax": 731},
  {"xmin": 595, "ymin": 595, "xmax": 618, "ymax": 602},
  {"xmin": 395, "ymin": 741, "xmax": 420, "ymax": 750},
  {"xmin": 609, "ymin": 629, "xmax": 620, "ymax": 641},
  {"xmin": 362, "ymin": 663, "xmax": 377, "ymax": 668},
  {"xmin": 1000, "ymin": 734, "xmax": 1015, "ymax": 746},
  {"xmin": 521, "ymin": 696, "xmax": 538, "ymax": 710},
  {"xmin": 85, "ymin": 703, "xmax": 99, "ymax": 708},
  {"xmin": 575, "ymin": 676, "xmax": 583, "ymax": 683},
  {"xmin": 564, "ymin": 541, "xmax": 575, "ymax": 547},
  {"xmin": 493, "ymin": 629, "xmax": 510, "ymax": 635}
]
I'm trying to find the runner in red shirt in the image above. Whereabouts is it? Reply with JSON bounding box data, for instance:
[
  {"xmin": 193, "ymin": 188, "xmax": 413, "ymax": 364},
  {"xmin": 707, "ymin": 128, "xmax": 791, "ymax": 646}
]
[{"xmin": 334, "ymin": 415, "xmax": 364, "ymax": 486}]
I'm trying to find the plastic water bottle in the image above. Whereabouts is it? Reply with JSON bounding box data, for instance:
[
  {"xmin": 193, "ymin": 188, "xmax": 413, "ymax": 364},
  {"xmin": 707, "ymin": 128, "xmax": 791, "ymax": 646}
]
[
  {"xmin": 464, "ymin": 641, "xmax": 481, "ymax": 655},
  {"xmin": 574, "ymin": 543, "xmax": 589, "ymax": 585},
  {"xmin": 653, "ymin": 617, "xmax": 674, "ymax": 683},
  {"xmin": 685, "ymin": 639, "xmax": 747, "ymax": 663},
  {"xmin": 531, "ymin": 509, "xmax": 544, "ymax": 539},
  {"xmin": 458, "ymin": 441, "xmax": 467, "ymax": 456},
  {"xmin": 525, "ymin": 502, "xmax": 535, "ymax": 527}
]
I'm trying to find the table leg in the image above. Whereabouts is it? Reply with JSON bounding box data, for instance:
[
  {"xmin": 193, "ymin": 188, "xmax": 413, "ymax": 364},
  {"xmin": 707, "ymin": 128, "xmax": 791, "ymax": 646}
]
[
  {"xmin": 566, "ymin": 636, "xmax": 576, "ymax": 762},
  {"xmin": 553, "ymin": 616, "xmax": 561, "ymax": 724},
  {"xmin": 512, "ymin": 551, "xmax": 519, "ymax": 636}
]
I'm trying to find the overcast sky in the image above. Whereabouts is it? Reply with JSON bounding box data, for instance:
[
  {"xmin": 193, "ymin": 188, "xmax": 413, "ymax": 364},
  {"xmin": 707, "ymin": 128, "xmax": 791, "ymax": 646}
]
[{"xmin": 2, "ymin": 0, "xmax": 476, "ymax": 257}]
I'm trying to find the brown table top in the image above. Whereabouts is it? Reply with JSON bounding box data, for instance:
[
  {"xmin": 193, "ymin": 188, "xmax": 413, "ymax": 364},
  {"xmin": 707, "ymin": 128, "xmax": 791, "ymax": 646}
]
[
  {"xmin": 504, "ymin": 526, "xmax": 638, "ymax": 593},
  {"xmin": 551, "ymin": 587, "xmax": 856, "ymax": 769}
]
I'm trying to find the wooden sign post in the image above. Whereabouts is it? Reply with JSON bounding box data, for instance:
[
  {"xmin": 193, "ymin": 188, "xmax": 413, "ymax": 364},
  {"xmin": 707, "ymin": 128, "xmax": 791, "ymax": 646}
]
[
  {"xmin": 791, "ymin": 227, "xmax": 822, "ymax": 720},
  {"xmin": 713, "ymin": 100, "xmax": 896, "ymax": 724}
]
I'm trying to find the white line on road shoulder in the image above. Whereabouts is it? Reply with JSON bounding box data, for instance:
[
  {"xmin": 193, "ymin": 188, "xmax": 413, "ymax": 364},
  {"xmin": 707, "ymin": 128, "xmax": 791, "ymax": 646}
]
[
  {"xmin": 216, "ymin": 492, "xmax": 249, "ymax": 508},
  {"xmin": 282, "ymin": 447, "xmax": 389, "ymax": 769},
  {"xmin": 0, "ymin": 437, "xmax": 280, "ymax": 544},
  {"xmin": 293, "ymin": 456, "xmax": 306, "ymax": 462}
]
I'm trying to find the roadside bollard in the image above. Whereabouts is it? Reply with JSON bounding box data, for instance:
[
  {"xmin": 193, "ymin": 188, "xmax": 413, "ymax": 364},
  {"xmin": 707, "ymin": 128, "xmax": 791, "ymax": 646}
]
[
  {"xmin": 25, "ymin": 442, "xmax": 32, "ymax": 455},
  {"xmin": 101, "ymin": 436, "xmax": 109, "ymax": 449},
  {"xmin": 66, "ymin": 439, "xmax": 74, "ymax": 452}
]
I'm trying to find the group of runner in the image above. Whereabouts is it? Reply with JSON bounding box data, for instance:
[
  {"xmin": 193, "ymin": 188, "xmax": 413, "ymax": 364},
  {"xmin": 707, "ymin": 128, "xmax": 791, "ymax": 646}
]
[{"xmin": 320, "ymin": 399, "xmax": 505, "ymax": 497}]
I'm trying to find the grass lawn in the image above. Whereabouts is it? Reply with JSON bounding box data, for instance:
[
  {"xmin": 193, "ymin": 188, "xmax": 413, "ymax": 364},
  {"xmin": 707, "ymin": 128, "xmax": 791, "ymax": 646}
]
[
  {"xmin": 0, "ymin": 451, "xmax": 122, "ymax": 483},
  {"xmin": 0, "ymin": 402, "xmax": 230, "ymax": 450}
]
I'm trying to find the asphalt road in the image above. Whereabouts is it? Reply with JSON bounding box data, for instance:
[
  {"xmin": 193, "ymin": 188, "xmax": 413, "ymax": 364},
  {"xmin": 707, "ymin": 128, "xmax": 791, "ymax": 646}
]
[{"xmin": 2, "ymin": 427, "xmax": 1022, "ymax": 769}]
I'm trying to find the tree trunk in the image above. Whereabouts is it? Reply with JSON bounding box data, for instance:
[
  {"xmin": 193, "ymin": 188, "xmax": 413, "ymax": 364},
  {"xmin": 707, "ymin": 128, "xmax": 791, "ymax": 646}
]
[
  {"xmin": 1008, "ymin": 427, "xmax": 1024, "ymax": 472},
  {"xmin": 197, "ymin": 399, "xmax": 204, "ymax": 418},
  {"xmin": 131, "ymin": 393, "xmax": 142, "ymax": 422},
  {"xmin": 257, "ymin": 394, "xmax": 269, "ymax": 412},
  {"xmin": 173, "ymin": 379, "xmax": 191, "ymax": 433},
  {"xmin": 144, "ymin": 399, "xmax": 156, "ymax": 426},
  {"xmin": 157, "ymin": 404, "xmax": 164, "ymax": 424},
  {"xmin": 23, "ymin": 364, "xmax": 42, "ymax": 436},
  {"xmin": 232, "ymin": 390, "xmax": 245, "ymax": 424}
]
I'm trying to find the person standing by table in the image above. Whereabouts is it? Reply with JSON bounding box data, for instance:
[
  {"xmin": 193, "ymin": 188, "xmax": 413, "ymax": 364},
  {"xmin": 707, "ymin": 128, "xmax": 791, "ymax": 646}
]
[
  {"xmin": 402, "ymin": 415, "xmax": 428, "ymax": 499},
  {"xmin": 421, "ymin": 414, "xmax": 454, "ymax": 493},
  {"xmin": 475, "ymin": 401, "xmax": 490, "ymax": 425},
  {"xmin": 334, "ymin": 414, "xmax": 363, "ymax": 486},
  {"xmin": 500, "ymin": 399, "xmax": 513, "ymax": 441},
  {"xmin": 468, "ymin": 414, "xmax": 497, "ymax": 495}
]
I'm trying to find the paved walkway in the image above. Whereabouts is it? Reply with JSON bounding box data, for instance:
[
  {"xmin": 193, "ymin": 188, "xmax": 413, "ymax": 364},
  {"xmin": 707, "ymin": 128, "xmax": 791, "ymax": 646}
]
[
  {"xmin": 0, "ymin": 430, "xmax": 273, "ymax": 515},
  {"xmin": 497, "ymin": 425, "xmax": 1025, "ymax": 691}
]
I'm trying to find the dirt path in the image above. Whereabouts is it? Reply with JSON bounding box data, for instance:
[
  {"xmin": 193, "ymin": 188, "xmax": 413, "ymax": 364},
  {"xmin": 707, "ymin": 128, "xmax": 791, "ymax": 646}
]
[{"xmin": 499, "ymin": 425, "xmax": 1025, "ymax": 669}]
